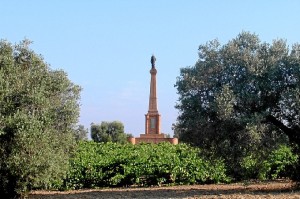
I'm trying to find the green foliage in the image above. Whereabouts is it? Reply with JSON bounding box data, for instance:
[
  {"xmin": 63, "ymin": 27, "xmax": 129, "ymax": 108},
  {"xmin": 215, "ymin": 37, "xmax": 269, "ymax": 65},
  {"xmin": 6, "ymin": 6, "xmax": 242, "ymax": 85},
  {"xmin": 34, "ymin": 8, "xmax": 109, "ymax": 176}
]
[
  {"xmin": 91, "ymin": 121, "xmax": 128, "ymax": 144},
  {"xmin": 0, "ymin": 40, "xmax": 81, "ymax": 198},
  {"xmin": 174, "ymin": 32, "xmax": 300, "ymax": 179},
  {"xmin": 74, "ymin": 125, "xmax": 88, "ymax": 141},
  {"xmin": 240, "ymin": 145, "xmax": 298, "ymax": 180},
  {"xmin": 261, "ymin": 145, "xmax": 298, "ymax": 180},
  {"xmin": 61, "ymin": 141, "xmax": 229, "ymax": 190}
]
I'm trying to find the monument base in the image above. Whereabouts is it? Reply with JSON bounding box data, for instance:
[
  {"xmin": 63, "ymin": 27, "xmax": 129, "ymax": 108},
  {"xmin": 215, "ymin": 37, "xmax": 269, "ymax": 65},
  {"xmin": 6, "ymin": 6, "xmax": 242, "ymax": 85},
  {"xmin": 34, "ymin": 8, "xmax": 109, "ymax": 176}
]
[{"xmin": 128, "ymin": 133, "xmax": 178, "ymax": 145}]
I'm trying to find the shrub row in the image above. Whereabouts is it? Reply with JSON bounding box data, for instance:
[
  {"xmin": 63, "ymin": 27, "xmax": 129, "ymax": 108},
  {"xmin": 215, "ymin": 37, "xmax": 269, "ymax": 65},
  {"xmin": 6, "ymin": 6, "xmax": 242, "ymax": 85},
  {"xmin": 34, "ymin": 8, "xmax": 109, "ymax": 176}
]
[
  {"xmin": 50, "ymin": 141, "xmax": 298, "ymax": 190},
  {"xmin": 240, "ymin": 145, "xmax": 298, "ymax": 180},
  {"xmin": 58, "ymin": 141, "xmax": 229, "ymax": 189}
]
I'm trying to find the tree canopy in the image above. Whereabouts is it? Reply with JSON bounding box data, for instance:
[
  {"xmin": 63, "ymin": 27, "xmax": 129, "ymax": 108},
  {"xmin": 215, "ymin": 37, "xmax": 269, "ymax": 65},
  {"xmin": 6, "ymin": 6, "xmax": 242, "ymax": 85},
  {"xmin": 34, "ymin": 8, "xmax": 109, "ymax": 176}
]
[
  {"xmin": 74, "ymin": 125, "xmax": 88, "ymax": 141},
  {"xmin": 174, "ymin": 32, "xmax": 300, "ymax": 179},
  {"xmin": 91, "ymin": 121, "xmax": 128, "ymax": 144},
  {"xmin": 0, "ymin": 40, "xmax": 81, "ymax": 198}
]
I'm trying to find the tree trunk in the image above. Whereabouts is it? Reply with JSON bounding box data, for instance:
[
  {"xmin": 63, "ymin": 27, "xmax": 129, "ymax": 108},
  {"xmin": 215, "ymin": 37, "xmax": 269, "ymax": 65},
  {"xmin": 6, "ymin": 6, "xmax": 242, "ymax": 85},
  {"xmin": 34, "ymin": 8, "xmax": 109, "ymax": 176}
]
[
  {"xmin": 265, "ymin": 115, "xmax": 300, "ymax": 145},
  {"xmin": 265, "ymin": 115, "xmax": 300, "ymax": 181}
]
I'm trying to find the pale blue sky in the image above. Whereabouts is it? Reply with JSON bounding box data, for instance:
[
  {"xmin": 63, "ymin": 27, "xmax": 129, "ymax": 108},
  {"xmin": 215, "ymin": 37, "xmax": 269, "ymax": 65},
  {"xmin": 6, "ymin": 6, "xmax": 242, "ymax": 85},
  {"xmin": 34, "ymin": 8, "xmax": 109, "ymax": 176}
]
[{"xmin": 1, "ymin": 0, "xmax": 299, "ymax": 137}]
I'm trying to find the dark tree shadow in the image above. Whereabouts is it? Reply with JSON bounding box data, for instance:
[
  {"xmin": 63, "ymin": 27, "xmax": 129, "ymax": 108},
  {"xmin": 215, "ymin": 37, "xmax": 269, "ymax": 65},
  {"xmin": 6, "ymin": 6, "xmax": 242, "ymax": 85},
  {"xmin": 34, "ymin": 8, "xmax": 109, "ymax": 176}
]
[{"xmin": 29, "ymin": 183, "xmax": 299, "ymax": 199}]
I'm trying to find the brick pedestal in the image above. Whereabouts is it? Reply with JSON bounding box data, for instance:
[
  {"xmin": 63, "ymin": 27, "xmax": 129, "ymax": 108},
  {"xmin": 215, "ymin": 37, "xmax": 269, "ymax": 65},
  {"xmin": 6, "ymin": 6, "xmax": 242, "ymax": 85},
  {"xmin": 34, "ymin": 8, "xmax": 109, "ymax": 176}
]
[{"xmin": 128, "ymin": 134, "xmax": 178, "ymax": 144}]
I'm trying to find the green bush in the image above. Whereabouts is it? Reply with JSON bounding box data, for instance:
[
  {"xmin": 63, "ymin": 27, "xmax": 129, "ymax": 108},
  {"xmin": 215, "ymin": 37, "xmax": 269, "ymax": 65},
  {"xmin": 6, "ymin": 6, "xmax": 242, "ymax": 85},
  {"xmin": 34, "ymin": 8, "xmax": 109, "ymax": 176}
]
[
  {"xmin": 60, "ymin": 141, "xmax": 229, "ymax": 189},
  {"xmin": 260, "ymin": 145, "xmax": 298, "ymax": 180},
  {"xmin": 240, "ymin": 145, "xmax": 298, "ymax": 180}
]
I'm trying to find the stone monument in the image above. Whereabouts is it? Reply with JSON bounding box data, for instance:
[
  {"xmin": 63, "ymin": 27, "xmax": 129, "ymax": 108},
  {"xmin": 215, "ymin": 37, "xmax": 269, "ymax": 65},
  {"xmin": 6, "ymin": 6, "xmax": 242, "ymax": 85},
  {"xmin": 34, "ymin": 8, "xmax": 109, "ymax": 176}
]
[{"xmin": 128, "ymin": 55, "xmax": 178, "ymax": 144}]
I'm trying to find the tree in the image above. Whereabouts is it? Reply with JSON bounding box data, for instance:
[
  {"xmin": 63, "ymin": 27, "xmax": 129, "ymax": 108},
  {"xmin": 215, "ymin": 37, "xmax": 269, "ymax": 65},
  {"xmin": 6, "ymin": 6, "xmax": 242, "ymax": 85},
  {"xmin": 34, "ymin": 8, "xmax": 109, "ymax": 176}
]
[
  {"xmin": 91, "ymin": 121, "xmax": 128, "ymax": 144},
  {"xmin": 74, "ymin": 125, "xmax": 88, "ymax": 141},
  {"xmin": 174, "ymin": 32, "xmax": 300, "ymax": 179},
  {"xmin": 0, "ymin": 40, "xmax": 81, "ymax": 198}
]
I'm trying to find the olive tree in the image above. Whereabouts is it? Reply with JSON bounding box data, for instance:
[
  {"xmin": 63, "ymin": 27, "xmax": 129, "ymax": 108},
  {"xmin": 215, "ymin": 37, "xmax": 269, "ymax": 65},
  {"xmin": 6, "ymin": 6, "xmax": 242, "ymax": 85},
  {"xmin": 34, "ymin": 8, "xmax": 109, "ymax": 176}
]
[
  {"xmin": 0, "ymin": 40, "xmax": 81, "ymax": 198},
  {"xmin": 91, "ymin": 121, "xmax": 128, "ymax": 144},
  {"xmin": 174, "ymin": 32, "xmax": 300, "ymax": 179},
  {"xmin": 74, "ymin": 125, "xmax": 88, "ymax": 141}
]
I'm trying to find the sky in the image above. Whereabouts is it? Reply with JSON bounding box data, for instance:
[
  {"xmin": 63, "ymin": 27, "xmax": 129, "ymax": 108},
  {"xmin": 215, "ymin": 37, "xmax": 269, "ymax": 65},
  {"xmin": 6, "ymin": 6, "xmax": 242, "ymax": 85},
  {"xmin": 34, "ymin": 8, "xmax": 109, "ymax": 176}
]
[{"xmin": 1, "ymin": 0, "xmax": 300, "ymax": 137}]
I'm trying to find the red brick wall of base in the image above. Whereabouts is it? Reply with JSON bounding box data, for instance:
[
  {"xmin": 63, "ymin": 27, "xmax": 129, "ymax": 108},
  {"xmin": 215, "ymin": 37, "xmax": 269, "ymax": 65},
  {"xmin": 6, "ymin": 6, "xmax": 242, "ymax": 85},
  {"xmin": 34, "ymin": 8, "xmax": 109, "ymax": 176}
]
[{"xmin": 128, "ymin": 137, "xmax": 178, "ymax": 145}]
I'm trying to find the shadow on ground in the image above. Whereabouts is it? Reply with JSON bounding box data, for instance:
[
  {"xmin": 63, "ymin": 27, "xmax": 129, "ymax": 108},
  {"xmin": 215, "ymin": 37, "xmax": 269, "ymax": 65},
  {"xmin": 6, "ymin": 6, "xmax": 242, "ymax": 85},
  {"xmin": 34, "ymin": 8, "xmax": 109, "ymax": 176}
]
[{"xmin": 29, "ymin": 181, "xmax": 300, "ymax": 199}]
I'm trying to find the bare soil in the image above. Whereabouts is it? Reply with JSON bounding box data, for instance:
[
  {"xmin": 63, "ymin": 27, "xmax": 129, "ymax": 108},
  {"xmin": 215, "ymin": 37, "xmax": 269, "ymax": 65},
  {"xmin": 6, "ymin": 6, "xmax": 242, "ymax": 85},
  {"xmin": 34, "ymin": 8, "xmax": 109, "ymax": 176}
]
[{"xmin": 29, "ymin": 180, "xmax": 300, "ymax": 199}]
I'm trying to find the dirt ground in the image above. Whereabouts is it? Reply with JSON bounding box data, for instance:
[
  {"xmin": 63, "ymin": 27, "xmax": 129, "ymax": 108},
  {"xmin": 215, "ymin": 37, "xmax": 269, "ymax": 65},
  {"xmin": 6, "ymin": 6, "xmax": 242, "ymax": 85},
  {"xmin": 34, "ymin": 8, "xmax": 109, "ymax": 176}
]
[{"xmin": 30, "ymin": 180, "xmax": 300, "ymax": 199}]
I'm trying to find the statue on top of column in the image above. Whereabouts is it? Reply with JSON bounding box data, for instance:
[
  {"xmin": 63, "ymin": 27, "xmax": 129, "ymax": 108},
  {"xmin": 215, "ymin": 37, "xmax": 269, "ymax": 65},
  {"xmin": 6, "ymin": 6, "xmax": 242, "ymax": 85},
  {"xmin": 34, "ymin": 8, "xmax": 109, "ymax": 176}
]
[{"xmin": 151, "ymin": 55, "xmax": 156, "ymax": 68}]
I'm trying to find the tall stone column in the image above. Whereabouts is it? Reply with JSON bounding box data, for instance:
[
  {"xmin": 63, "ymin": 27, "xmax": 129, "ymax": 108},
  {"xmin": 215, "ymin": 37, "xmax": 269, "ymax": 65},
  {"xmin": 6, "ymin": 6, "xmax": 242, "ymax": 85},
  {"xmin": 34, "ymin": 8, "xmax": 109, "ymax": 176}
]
[
  {"xmin": 148, "ymin": 67, "xmax": 158, "ymax": 113},
  {"xmin": 127, "ymin": 55, "xmax": 178, "ymax": 144},
  {"xmin": 145, "ymin": 55, "xmax": 161, "ymax": 134}
]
